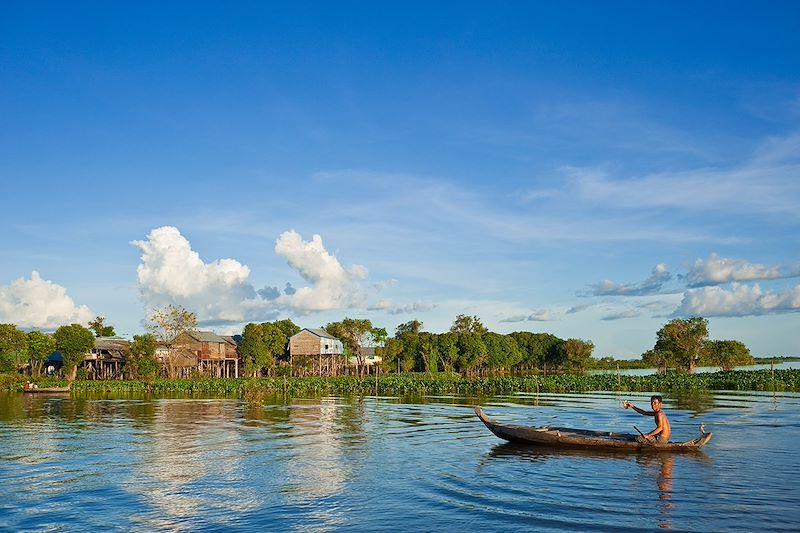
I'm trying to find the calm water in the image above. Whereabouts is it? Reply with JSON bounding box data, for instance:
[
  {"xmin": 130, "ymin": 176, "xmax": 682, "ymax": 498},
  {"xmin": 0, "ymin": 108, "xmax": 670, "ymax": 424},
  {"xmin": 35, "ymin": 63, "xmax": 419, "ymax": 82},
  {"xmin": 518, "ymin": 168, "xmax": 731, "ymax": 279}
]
[{"xmin": 1, "ymin": 391, "xmax": 799, "ymax": 532}]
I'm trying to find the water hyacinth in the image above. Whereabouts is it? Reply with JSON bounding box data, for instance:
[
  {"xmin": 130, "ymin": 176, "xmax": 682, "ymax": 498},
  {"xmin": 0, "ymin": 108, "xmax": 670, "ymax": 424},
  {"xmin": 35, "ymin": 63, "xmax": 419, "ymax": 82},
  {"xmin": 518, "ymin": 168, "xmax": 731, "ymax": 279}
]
[{"xmin": 7, "ymin": 369, "xmax": 798, "ymax": 397}]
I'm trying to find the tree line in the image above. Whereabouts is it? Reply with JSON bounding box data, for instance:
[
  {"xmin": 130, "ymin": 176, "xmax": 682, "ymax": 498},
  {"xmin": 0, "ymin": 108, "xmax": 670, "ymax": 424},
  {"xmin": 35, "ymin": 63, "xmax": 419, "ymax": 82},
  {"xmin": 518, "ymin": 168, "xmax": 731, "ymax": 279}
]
[{"xmin": 0, "ymin": 307, "xmax": 756, "ymax": 380}]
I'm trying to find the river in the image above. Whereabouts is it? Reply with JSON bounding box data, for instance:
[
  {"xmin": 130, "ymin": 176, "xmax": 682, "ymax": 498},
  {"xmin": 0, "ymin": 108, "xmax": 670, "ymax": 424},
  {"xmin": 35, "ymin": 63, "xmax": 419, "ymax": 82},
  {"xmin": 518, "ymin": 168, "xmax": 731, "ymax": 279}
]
[{"xmin": 1, "ymin": 390, "xmax": 798, "ymax": 532}]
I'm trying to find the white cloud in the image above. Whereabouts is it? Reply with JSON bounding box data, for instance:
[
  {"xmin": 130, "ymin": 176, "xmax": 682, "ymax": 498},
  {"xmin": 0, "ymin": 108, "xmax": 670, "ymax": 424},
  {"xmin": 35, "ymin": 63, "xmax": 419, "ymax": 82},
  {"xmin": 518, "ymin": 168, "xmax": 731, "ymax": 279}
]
[
  {"xmin": 676, "ymin": 282, "xmax": 800, "ymax": 317},
  {"xmin": 0, "ymin": 271, "xmax": 92, "ymax": 329},
  {"xmin": 686, "ymin": 254, "xmax": 785, "ymax": 287},
  {"xmin": 131, "ymin": 227, "xmax": 385, "ymax": 323},
  {"xmin": 273, "ymin": 230, "xmax": 368, "ymax": 311},
  {"xmin": 500, "ymin": 310, "xmax": 554, "ymax": 323},
  {"xmin": 601, "ymin": 309, "xmax": 641, "ymax": 321},
  {"xmin": 582, "ymin": 263, "xmax": 672, "ymax": 296},
  {"xmin": 131, "ymin": 226, "xmax": 257, "ymax": 323},
  {"xmin": 566, "ymin": 132, "xmax": 800, "ymax": 216},
  {"xmin": 527, "ymin": 310, "xmax": 554, "ymax": 322},
  {"xmin": 367, "ymin": 299, "xmax": 436, "ymax": 315}
]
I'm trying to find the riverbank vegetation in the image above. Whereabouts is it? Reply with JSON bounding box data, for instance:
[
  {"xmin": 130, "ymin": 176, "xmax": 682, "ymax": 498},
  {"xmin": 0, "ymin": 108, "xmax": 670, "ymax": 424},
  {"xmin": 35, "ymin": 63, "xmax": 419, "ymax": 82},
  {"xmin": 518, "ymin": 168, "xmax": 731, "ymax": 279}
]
[
  {"xmin": 0, "ymin": 311, "xmax": 786, "ymax": 387},
  {"xmin": 3, "ymin": 369, "xmax": 799, "ymax": 397}
]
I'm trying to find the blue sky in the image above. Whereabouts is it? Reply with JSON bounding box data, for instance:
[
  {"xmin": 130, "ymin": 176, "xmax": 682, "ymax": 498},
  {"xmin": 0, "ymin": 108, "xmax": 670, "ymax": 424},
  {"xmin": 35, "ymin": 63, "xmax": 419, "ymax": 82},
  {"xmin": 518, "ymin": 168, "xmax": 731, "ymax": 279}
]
[{"xmin": 2, "ymin": 2, "xmax": 799, "ymax": 358}]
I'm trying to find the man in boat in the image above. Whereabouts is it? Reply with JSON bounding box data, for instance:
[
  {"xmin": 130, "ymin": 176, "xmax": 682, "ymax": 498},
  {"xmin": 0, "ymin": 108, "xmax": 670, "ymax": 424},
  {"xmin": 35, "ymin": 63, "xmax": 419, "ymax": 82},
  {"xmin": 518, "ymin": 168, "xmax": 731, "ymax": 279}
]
[{"xmin": 623, "ymin": 395, "xmax": 671, "ymax": 443}]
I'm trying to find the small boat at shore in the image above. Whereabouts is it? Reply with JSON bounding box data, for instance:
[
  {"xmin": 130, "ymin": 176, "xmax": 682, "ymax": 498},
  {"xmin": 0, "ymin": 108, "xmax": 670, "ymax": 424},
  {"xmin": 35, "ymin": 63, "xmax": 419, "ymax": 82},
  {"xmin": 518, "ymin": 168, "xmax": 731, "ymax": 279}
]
[
  {"xmin": 475, "ymin": 407, "xmax": 712, "ymax": 452},
  {"xmin": 22, "ymin": 386, "xmax": 71, "ymax": 394}
]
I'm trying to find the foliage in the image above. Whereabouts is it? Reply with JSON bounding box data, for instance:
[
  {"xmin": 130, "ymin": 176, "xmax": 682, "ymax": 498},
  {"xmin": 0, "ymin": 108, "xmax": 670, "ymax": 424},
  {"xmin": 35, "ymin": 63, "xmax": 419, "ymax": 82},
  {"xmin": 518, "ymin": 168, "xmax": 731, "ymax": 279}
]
[
  {"xmin": 88, "ymin": 316, "xmax": 116, "ymax": 337},
  {"xmin": 0, "ymin": 324, "xmax": 28, "ymax": 372},
  {"xmin": 27, "ymin": 330, "xmax": 55, "ymax": 377},
  {"xmin": 654, "ymin": 317, "xmax": 709, "ymax": 373},
  {"xmin": 325, "ymin": 318, "xmax": 384, "ymax": 377},
  {"xmin": 126, "ymin": 334, "xmax": 159, "ymax": 380},
  {"xmin": 16, "ymin": 368, "xmax": 797, "ymax": 397},
  {"xmin": 53, "ymin": 324, "xmax": 95, "ymax": 381},
  {"xmin": 395, "ymin": 320, "xmax": 423, "ymax": 337},
  {"xmin": 272, "ymin": 319, "xmax": 300, "ymax": 339},
  {"xmin": 553, "ymin": 338, "xmax": 595, "ymax": 374},
  {"xmin": 483, "ymin": 332, "xmax": 523, "ymax": 372},
  {"xmin": 240, "ymin": 323, "xmax": 269, "ymax": 377},
  {"xmin": 703, "ymin": 340, "xmax": 754, "ymax": 371},
  {"xmin": 145, "ymin": 304, "xmax": 197, "ymax": 378},
  {"xmin": 449, "ymin": 314, "xmax": 488, "ymax": 335},
  {"xmin": 240, "ymin": 320, "xmax": 298, "ymax": 377},
  {"xmin": 509, "ymin": 331, "xmax": 563, "ymax": 369},
  {"xmin": 456, "ymin": 332, "xmax": 487, "ymax": 375}
]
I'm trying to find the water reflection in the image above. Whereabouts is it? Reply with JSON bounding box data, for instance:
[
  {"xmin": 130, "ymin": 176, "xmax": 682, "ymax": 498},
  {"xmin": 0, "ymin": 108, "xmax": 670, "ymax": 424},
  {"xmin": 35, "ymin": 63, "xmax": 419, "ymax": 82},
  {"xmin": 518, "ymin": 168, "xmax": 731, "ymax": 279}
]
[
  {"xmin": 127, "ymin": 400, "xmax": 248, "ymax": 531},
  {"xmin": 483, "ymin": 442, "xmax": 713, "ymax": 531}
]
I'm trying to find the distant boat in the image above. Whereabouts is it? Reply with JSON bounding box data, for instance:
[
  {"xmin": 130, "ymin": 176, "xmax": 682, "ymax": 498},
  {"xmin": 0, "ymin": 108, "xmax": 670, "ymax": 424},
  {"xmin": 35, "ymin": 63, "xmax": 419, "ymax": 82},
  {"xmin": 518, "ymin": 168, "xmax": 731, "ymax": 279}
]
[
  {"xmin": 474, "ymin": 407, "xmax": 712, "ymax": 451},
  {"xmin": 22, "ymin": 386, "xmax": 71, "ymax": 394}
]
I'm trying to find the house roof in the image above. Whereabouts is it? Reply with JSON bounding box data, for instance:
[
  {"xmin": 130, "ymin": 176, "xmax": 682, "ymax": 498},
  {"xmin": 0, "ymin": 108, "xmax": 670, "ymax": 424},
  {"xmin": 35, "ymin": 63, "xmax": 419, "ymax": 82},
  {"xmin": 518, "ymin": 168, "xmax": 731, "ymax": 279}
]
[
  {"xmin": 295, "ymin": 328, "xmax": 339, "ymax": 341},
  {"xmin": 185, "ymin": 330, "xmax": 228, "ymax": 343},
  {"xmin": 221, "ymin": 335, "xmax": 240, "ymax": 346},
  {"xmin": 94, "ymin": 336, "xmax": 131, "ymax": 351}
]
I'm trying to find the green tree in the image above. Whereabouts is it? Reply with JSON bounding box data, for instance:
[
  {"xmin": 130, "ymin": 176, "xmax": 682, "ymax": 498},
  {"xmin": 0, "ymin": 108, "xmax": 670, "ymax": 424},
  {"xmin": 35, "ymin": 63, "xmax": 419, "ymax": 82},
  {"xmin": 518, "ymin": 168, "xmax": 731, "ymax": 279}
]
[
  {"xmin": 553, "ymin": 338, "xmax": 594, "ymax": 374},
  {"xmin": 27, "ymin": 330, "xmax": 55, "ymax": 377},
  {"xmin": 654, "ymin": 317, "xmax": 709, "ymax": 373},
  {"xmin": 641, "ymin": 348, "xmax": 675, "ymax": 373},
  {"xmin": 381, "ymin": 337, "xmax": 404, "ymax": 373},
  {"xmin": 272, "ymin": 319, "xmax": 300, "ymax": 340},
  {"xmin": 145, "ymin": 304, "xmax": 197, "ymax": 378},
  {"xmin": 88, "ymin": 316, "xmax": 116, "ymax": 337},
  {"xmin": 240, "ymin": 323, "xmax": 269, "ymax": 377},
  {"xmin": 450, "ymin": 314, "xmax": 488, "ymax": 335},
  {"xmin": 54, "ymin": 324, "xmax": 95, "ymax": 381},
  {"xmin": 456, "ymin": 332, "xmax": 487, "ymax": 375},
  {"xmin": 261, "ymin": 322, "xmax": 289, "ymax": 375},
  {"xmin": 126, "ymin": 334, "xmax": 159, "ymax": 379},
  {"xmin": 436, "ymin": 332, "xmax": 459, "ymax": 372},
  {"xmin": 396, "ymin": 320, "xmax": 423, "ymax": 337},
  {"xmin": 395, "ymin": 321, "xmax": 422, "ymax": 372},
  {"xmin": 481, "ymin": 332, "xmax": 519, "ymax": 373},
  {"xmin": 703, "ymin": 339, "xmax": 754, "ymax": 371},
  {"xmin": 510, "ymin": 331, "xmax": 563, "ymax": 370},
  {"xmin": 418, "ymin": 332, "xmax": 439, "ymax": 372},
  {"xmin": 0, "ymin": 324, "xmax": 28, "ymax": 372},
  {"xmin": 325, "ymin": 318, "xmax": 384, "ymax": 377}
]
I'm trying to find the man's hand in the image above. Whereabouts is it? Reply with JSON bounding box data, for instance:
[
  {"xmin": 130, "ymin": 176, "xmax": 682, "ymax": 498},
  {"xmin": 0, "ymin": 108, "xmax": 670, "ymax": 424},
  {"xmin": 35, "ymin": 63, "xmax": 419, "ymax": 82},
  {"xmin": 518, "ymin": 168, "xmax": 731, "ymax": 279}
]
[{"xmin": 623, "ymin": 400, "xmax": 631, "ymax": 409}]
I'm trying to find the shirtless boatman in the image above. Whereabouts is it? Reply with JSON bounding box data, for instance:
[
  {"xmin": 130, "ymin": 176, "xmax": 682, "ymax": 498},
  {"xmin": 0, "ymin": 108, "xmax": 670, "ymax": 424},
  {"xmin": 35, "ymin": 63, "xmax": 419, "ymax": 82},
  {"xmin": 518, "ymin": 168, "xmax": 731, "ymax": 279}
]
[{"xmin": 623, "ymin": 395, "xmax": 671, "ymax": 444}]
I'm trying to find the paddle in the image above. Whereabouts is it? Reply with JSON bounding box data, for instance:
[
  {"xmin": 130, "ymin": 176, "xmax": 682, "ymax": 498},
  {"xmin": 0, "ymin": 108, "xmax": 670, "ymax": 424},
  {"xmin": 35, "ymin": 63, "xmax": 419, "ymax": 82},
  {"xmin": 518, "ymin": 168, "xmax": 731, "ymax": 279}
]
[{"xmin": 634, "ymin": 425, "xmax": 656, "ymax": 446}]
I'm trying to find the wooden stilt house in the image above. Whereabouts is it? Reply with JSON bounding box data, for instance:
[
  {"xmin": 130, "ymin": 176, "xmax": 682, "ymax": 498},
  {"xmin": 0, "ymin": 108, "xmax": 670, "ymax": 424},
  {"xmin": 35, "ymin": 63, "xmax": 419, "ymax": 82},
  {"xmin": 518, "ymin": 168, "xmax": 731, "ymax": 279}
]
[{"xmin": 288, "ymin": 328, "xmax": 345, "ymax": 376}]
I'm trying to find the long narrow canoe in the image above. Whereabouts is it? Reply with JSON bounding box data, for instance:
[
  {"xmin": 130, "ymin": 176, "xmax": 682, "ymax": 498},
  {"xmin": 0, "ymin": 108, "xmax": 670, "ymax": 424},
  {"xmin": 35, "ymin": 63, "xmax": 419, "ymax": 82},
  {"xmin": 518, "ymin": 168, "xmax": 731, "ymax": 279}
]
[
  {"xmin": 475, "ymin": 407, "xmax": 712, "ymax": 451},
  {"xmin": 22, "ymin": 386, "xmax": 71, "ymax": 394}
]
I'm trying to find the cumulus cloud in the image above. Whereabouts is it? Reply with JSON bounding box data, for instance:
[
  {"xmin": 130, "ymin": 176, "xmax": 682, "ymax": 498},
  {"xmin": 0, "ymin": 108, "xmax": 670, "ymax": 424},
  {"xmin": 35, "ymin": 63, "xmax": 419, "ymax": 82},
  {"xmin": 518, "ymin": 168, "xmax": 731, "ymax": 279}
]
[
  {"xmin": 131, "ymin": 226, "xmax": 393, "ymax": 324},
  {"xmin": 273, "ymin": 230, "xmax": 368, "ymax": 311},
  {"xmin": 685, "ymin": 254, "xmax": 786, "ymax": 287},
  {"xmin": 131, "ymin": 226, "xmax": 257, "ymax": 323},
  {"xmin": 582, "ymin": 264, "xmax": 672, "ymax": 297},
  {"xmin": 675, "ymin": 282, "xmax": 800, "ymax": 317},
  {"xmin": 257, "ymin": 286, "xmax": 281, "ymax": 300},
  {"xmin": 0, "ymin": 271, "xmax": 92, "ymax": 329}
]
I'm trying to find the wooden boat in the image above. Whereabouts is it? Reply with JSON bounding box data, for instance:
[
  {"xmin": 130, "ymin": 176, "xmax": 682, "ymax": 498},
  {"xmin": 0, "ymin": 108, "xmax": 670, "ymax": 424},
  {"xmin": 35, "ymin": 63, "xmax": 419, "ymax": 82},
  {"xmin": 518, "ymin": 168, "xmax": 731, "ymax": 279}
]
[
  {"xmin": 22, "ymin": 386, "xmax": 71, "ymax": 394},
  {"xmin": 475, "ymin": 407, "xmax": 712, "ymax": 452}
]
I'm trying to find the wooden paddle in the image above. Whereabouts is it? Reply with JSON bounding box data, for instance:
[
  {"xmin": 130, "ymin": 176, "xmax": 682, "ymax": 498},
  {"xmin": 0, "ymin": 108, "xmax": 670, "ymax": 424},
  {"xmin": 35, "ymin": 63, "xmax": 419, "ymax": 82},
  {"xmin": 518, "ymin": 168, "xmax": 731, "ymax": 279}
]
[{"xmin": 634, "ymin": 425, "xmax": 656, "ymax": 446}]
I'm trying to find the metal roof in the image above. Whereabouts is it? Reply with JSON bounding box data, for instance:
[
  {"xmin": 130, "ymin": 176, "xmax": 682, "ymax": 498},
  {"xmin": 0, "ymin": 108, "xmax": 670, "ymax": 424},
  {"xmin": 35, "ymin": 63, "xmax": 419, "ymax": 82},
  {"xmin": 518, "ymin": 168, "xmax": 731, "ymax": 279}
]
[{"xmin": 296, "ymin": 328, "xmax": 338, "ymax": 340}]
